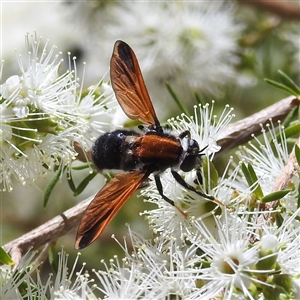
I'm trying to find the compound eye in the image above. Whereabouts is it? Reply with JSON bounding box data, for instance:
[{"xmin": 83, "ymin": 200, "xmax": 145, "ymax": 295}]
[
  {"xmin": 180, "ymin": 139, "xmax": 199, "ymax": 172},
  {"xmin": 180, "ymin": 156, "xmax": 196, "ymax": 172}
]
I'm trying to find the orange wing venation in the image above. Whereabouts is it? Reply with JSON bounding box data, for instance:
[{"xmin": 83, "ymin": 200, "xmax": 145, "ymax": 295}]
[
  {"xmin": 110, "ymin": 40, "xmax": 160, "ymax": 127},
  {"xmin": 75, "ymin": 171, "xmax": 148, "ymax": 249}
]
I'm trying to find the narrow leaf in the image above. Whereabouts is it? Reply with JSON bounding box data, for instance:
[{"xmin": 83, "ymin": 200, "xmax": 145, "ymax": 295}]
[
  {"xmin": 247, "ymin": 163, "xmax": 263, "ymax": 198},
  {"xmin": 67, "ymin": 171, "xmax": 76, "ymax": 193},
  {"xmin": 241, "ymin": 163, "xmax": 263, "ymax": 198},
  {"xmin": 241, "ymin": 162, "xmax": 253, "ymax": 187},
  {"xmin": 165, "ymin": 82, "xmax": 189, "ymax": 115},
  {"xmin": 261, "ymin": 190, "xmax": 290, "ymax": 203},
  {"xmin": 264, "ymin": 79, "xmax": 297, "ymax": 96},
  {"xmin": 72, "ymin": 163, "xmax": 92, "ymax": 171},
  {"xmin": 278, "ymin": 70, "xmax": 300, "ymax": 95},
  {"xmin": 275, "ymin": 213, "xmax": 284, "ymax": 228},
  {"xmin": 73, "ymin": 172, "xmax": 98, "ymax": 196},
  {"xmin": 282, "ymin": 106, "xmax": 298, "ymax": 128},
  {"xmin": 297, "ymin": 180, "xmax": 300, "ymax": 209},
  {"xmin": 202, "ymin": 158, "xmax": 219, "ymax": 189},
  {"xmin": 0, "ymin": 246, "xmax": 14, "ymax": 265},
  {"xmin": 44, "ymin": 168, "xmax": 63, "ymax": 207},
  {"xmin": 282, "ymin": 123, "xmax": 300, "ymax": 140},
  {"xmin": 48, "ymin": 243, "xmax": 58, "ymax": 274},
  {"xmin": 294, "ymin": 144, "xmax": 300, "ymax": 167},
  {"xmin": 194, "ymin": 91, "xmax": 204, "ymax": 105}
]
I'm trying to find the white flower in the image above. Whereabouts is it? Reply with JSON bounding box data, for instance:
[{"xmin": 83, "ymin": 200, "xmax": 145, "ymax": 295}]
[
  {"xmin": 182, "ymin": 211, "xmax": 275, "ymax": 300},
  {"xmin": 93, "ymin": 205, "xmax": 300, "ymax": 299},
  {"xmin": 236, "ymin": 121, "xmax": 299, "ymax": 213},
  {"xmin": 0, "ymin": 249, "xmax": 97, "ymax": 300},
  {"xmin": 273, "ymin": 208, "xmax": 300, "ymax": 276},
  {"xmin": 116, "ymin": 2, "xmax": 239, "ymax": 88},
  {"xmin": 0, "ymin": 251, "xmax": 40, "ymax": 299},
  {"xmin": 70, "ymin": 1, "xmax": 241, "ymax": 119},
  {"xmin": 0, "ymin": 33, "xmax": 115, "ymax": 191},
  {"xmin": 47, "ymin": 250, "xmax": 96, "ymax": 300},
  {"xmin": 169, "ymin": 102, "xmax": 235, "ymax": 156},
  {"xmin": 94, "ymin": 228, "xmax": 201, "ymax": 299},
  {"xmin": 237, "ymin": 122, "xmax": 289, "ymax": 192}
]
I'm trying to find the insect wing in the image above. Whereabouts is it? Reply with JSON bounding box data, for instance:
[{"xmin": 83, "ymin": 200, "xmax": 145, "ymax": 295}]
[
  {"xmin": 110, "ymin": 40, "xmax": 160, "ymax": 127},
  {"xmin": 75, "ymin": 171, "xmax": 148, "ymax": 249}
]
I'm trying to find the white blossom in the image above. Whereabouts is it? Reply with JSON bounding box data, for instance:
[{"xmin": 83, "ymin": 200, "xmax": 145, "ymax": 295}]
[{"xmin": 0, "ymin": 33, "xmax": 115, "ymax": 191}]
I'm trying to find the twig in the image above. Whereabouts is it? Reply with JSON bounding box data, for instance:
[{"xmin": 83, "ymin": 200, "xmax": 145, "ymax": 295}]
[
  {"xmin": 2, "ymin": 96, "xmax": 300, "ymax": 264},
  {"xmin": 236, "ymin": 0, "xmax": 300, "ymax": 21},
  {"xmin": 217, "ymin": 96, "xmax": 300, "ymax": 155},
  {"xmin": 3, "ymin": 196, "xmax": 93, "ymax": 264},
  {"xmin": 257, "ymin": 136, "xmax": 300, "ymax": 224}
]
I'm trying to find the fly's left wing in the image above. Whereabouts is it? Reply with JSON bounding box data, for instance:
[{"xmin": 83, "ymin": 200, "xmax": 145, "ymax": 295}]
[
  {"xmin": 75, "ymin": 171, "xmax": 148, "ymax": 249},
  {"xmin": 110, "ymin": 40, "xmax": 160, "ymax": 127}
]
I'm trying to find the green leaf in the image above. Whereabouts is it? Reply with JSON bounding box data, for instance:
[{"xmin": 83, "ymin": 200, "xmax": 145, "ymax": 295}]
[
  {"xmin": 264, "ymin": 79, "xmax": 298, "ymax": 96},
  {"xmin": 104, "ymin": 172, "xmax": 114, "ymax": 181},
  {"xmin": 295, "ymin": 144, "xmax": 300, "ymax": 167},
  {"xmin": 48, "ymin": 243, "xmax": 58, "ymax": 275},
  {"xmin": 0, "ymin": 97, "xmax": 6, "ymax": 104},
  {"xmin": 72, "ymin": 163, "xmax": 93, "ymax": 171},
  {"xmin": 123, "ymin": 118, "xmax": 141, "ymax": 128},
  {"xmin": 73, "ymin": 172, "xmax": 98, "ymax": 196},
  {"xmin": 0, "ymin": 246, "xmax": 14, "ymax": 265},
  {"xmin": 165, "ymin": 82, "xmax": 189, "ymax": 115},
  {"xmin": 262, "ymin": 283, "xmax": 289, "ymax": 300},
  {"xmin": 194, "ymin": 91, "xmax": 204, "ymax": 105},
  {"xmin": 275, "ymin": 213, "xmax": 284, "ymax": 228},
  {"xmin": 202, "ymin": 158, "xmax": 219, "ymax": 190},
  {"xmin": 241, "ymin": 163, "xmax": 263, "ymax": 199},
  {"xmin": 67, "ymin": 171, "xmax": 76, "ymax": 193},
  {"xmin": 282, "ymin": 123, "xmax": 300, "ymax": 140},
  {"xmin": 261, "ymin": 190, "xmax": 290, "ymax": 203},
  {"xmin": 294, "ymin": 146, "xmax": 300, "ymax": 208},
  {"xmin": 278, "ymin": 70, "xmax": 300, "ymax": 95},
  {"xmin": 43, "ymin": 168, "xmax": 63, "ymax": 207},
  {"xmin": 297, "ymin": 178, "xmax": 300, "ymax": 209},
  {"xmin": 282, "ymin": 106, "xmax": 298, "ymax": 128},
  {"xmin": 247, "ymin": 164, "xmax": 263, "ymax": 198}
]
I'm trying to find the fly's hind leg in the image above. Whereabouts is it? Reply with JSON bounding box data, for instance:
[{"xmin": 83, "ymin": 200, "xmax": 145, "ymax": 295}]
[{"xmin": 154, "ymin": 175, "xmax": 187, "ymax": 217}]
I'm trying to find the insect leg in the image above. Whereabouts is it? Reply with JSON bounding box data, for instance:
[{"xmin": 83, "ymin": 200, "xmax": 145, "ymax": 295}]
[
  {"xmin": 154, "ymin": 174, "xmax": 174, "ymax": 206},
  {"xmin": 195, "ymin": 169, "xmax": 203, "ymax": 185},
  {"xmin": 171, "ymin": 170, "xmax": 214, "ymax": 200},
  {"xmin": 179, "ymin": 130, "xmax": 190, "ymax": 139},
  {"xmin": 154, "ymin": 174, "xmax": 187, "ymax": 217}
]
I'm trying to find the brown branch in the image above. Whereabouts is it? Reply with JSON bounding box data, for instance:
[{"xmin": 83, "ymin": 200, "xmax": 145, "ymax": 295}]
[
  {"xmin": 2, "ymin": 196, "xmax": 93, "ymax": 265},
  {"xmin": 217, "ymin": 96, "xmax": 300, "ymax": 155},
  {"xmin": 236, "ymin": 0, "xmax": 300, "ymax": 21},
  {"xmin": 272, "ymin": 138, "xmax": 300, "ymax": 192},
  {"xmin": 258, "ymin": 137, "xmax": 300, "ymax": 223}
]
